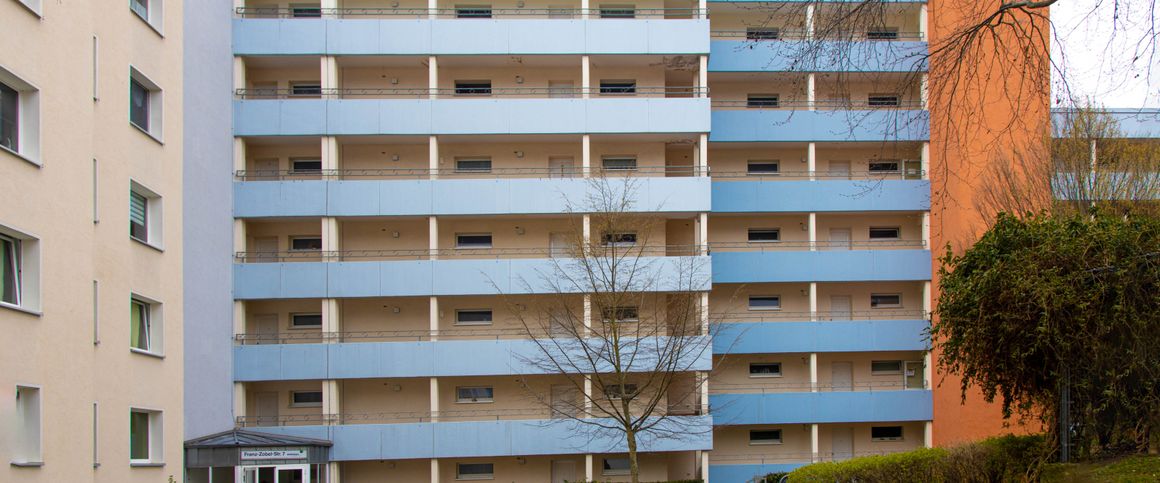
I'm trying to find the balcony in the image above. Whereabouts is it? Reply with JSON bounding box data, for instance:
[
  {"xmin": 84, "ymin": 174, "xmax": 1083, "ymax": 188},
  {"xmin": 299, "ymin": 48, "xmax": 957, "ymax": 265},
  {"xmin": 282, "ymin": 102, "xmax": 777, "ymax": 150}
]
[
  {"xmin": 709, "ymin": 39, "xmax": 927, "ymax": 73},
  {"xmin": 710, "ymin": 390, "xmax": 933, "ymax": 425},
  {"xmin": 710, "ymin": 109, "xmax": 930, "ymax": 142},
  {"xmin": 232, "ymin": 8, "xmax": 710, "ymax": 56},
  {"xmin": 711, "ymin": 249, "xmax": 932, "ymax": 283},
  {"xmin": 711, "ymin": 178, "xmax": 929, "ymax": 212},
  {"xmin": 713, "ymin": 318, "xmax": 928, "ymax": 355}
]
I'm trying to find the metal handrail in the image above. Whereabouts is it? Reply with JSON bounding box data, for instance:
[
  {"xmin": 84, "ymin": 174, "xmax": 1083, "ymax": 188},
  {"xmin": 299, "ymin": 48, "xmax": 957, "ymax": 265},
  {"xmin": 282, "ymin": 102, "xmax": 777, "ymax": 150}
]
[
  {"xmin": 710, "ymin": 29, "xmax": 925, "ymax": 41},
  {"xmin": 710, "ymin": 168, "xmax": 924, "ymax": 180},
  {"xmin": 235, "ymin": 7, "xmax": 707, "ymax": 19},
  {"xmin": 708, "ymin": 240, "xmax": 927, "ymax": 251},
  {"xmin": 234, "ymin": 244, "xmax": 707, "ymax": 262},
  {"xmin": 712, "ymin": 99, "xmax": 925, "ymax": 110},
  {"xmin": 235, "ymin": 327, "xmax": 558, "ymax": 344},
  {"xmin": 712, "ymin": 309, "xmax": 929, "ymax": 322},
  {"xmin": 235, "ymin": 86, "xmax": 708, "ymax": 99},
  {"xmin": 234, "ymin": 165, "xmax": 703, "ymax": 180},
  {"xmin": 710, "ymin": 451, "xmax": 901, "ymax": 464},
  {"xmin": 235, "ymin": 404, "xmax": 705, "ymax": 427},
  {"xmin": 709, "ymin": 380, "xmax": 928, "ymax": 394}
]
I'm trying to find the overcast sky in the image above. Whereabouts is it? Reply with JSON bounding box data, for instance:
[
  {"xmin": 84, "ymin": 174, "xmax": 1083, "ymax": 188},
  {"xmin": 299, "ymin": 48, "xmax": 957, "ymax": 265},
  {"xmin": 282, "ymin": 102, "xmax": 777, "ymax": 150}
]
[{"xmin": 1052, "ymin": 0, "xmax": 1160, "ymax": 108}]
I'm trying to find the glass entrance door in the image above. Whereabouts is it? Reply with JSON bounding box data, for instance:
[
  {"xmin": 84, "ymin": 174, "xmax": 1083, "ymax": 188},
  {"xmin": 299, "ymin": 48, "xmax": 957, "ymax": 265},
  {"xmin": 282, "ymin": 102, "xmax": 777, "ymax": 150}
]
[{"xmin": 238, "ymin": 465, "xmax": 311, "ymax": 483}]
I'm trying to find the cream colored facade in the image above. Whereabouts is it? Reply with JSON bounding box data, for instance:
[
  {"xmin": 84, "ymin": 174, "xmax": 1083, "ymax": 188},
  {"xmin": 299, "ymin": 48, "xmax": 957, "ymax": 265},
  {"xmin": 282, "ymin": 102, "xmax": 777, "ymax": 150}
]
[{"xmin": 0, "ymin": 0, "xmax": 184, "ymax": 482}]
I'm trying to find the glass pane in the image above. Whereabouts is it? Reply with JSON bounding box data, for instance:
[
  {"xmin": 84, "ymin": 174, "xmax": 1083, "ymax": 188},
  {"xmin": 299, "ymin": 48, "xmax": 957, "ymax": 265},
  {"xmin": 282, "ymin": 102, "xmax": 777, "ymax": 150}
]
[
  {"xmin": 750, "ymin": 363, "xmax": 781, "ymax": 375},
  {"xmin": 748, "ymin": 296, "xmax": 780, "ymax": 309},
  {"xmin": 602, "ymin": 158, "xmax": 637, "ymax": 170},
  {"xmin": 130, "ymin": 79, "xmax": 149, "ymax": 130},
  {"xmin": 0, "ymin": 82, "xmax": 18, "ymax": 152},
  {"xmin": 457, "ymin": 387, "xmax": 494, "ymax": 401},
  {"xmin": 290, "ymin": 238, "xmax": 322, "ymax": 251},
  {"xmin": 455, "ymin": 159, "xmax": 492, "ymax": 172},
  {"xmin": 291, "ymin": 313, "xmax": 322, "ymax": 327},
  {"xmin": 456, "ymin": 234, "xmax": 492, "ymax": 248},
  {"xmin": 131, "ymin": 300, "xmax": 150, "ymax": 350},
  {"xmin": 129, "ymin": 411, "xmax": 150, "ymax": 460},
  {"xmin": 748, "ymin": 229, "xmax": 780, "ymax": 242},
  {"xmin": 1, "ymin": 237, "xmax": 18, "ymax": 305},
  {"xmin": 456, "ymin": 310, "xmax": 493, "ymax": 324},
  {"xmin": 131, "ymin": 0, "xmax": 149, "ymax": 19},
  {"xmin": 747, "ymin": 162, "xmax": 779, "ymax": 174},
  {"xmin": 458, "ymin": 463, "xmax": 494, "ymax": 477},
  {"xmin": 130, "ymin": 191, "xmax": 148, "ymax": 240}
]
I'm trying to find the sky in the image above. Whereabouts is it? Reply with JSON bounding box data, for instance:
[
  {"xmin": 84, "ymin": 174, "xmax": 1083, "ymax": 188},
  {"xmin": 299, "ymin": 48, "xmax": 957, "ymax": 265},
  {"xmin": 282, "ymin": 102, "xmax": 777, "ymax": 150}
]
[{"xmin": 1052, "ymin": 0, "xmax": 1160, "ymax": 108}]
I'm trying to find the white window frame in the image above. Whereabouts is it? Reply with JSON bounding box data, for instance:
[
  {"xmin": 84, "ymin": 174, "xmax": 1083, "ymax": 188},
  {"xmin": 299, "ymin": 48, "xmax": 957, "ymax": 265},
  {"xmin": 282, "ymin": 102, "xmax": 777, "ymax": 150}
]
[
  {"xmin": 455, "ymin": 462, "xmax": 495, "ymax": 480},
  {"xmin": 288, "ymin": 236, "xmax": 322, "ymax": 252},
  {"xmin": 748, "ymin": 295, "xmax": 781, "ymax": 311},
  {"xmin": 749, "ymin": 428, "xmax": 783, "ymax": 445},
  {"xmin": 601, "ymin": 156, "xmax": 638, "ymax": 171},
  {"xmin": 129, "ymin": 181, "xmax": 164, "ymax": 250},
  {"xmin": 288, "ymin": 81, "xmax": 322, "ymax": 98},
  {"xmin": 0, "ymin": 65, "xmax": 42, "ymax": 165},
  {"xmin": 871, "ymin": 425, "xmax": 905, "ymax": 441},
  {"xmin": 129, "ymin": 294, "xmax": 164, "ymax": 357},
  {"xmin": 747, "ymin": 228, "xmax": 781, "ymax": 243},
  {"xmin": 602, "ymin": 457, "xmax": 631, "ymax": 476},
  {"xmin": 289, "ymin": 390, "xmax": 323, "ymax": 408},
  {"xmin": 128, "ymin": 67, "xmax": 163, "ymax": 142},
  {"xmin": 14, "ymin": 0, "xmax": 43, "ymax": 16},
  {"xmin": 746, "ymin": 160, "xmax": 780, "ymax": 176},
  {"xmin": 13, "ymin": 385, "xmax": 42, "ymax": 465},
  {"xmin": 598, "ymin": 79, "xmax": 637, "ymax": 95},
  {"xmin": 870, "ymin": 293, "xmax": 903, "ymax": 309},
  {"xmin": 455, "ymin": 309, "xmax": 494, "ymax": 326},
  {"xmin": 454, "ymin": 157, "xmax": 493, "ymax": 173},
  {"xmin": 456, "ymin": 386, "xmax": 494, "ymax": 404},
  {"xmin": 871, "ymin": 360, "xmax": 903, "ymax": 375},
  {"xmin": 455, "ymin": 233, "xmax": 493, "ymax": 249},
  {"xmin": 289, "ymin": 157, "xmax": 322, "ymax": 174},
  {"xmin": 868, "ymin": 226, "xmax": 901, "ymax": 240},
  {"xmin": 130, "ymin": 0, "xmax": 165, "ymax": 34},
  {"xmin": 601, "ymin": 231, "xmax": 637, "ymax": 248},
  {"xmin": 749, "ymin": 362, "xmax": 782, "ymax": 378},
  {"xmin": 290, "ymin": 312, "xmax": 323, "ymax": 329},
  {"xmin": 0, "ymin": 223, "xmax": 41, "ymax": 314},
  {"xmin": 129, "ymin": 408, "xmax": 164, "ymax": 465}
]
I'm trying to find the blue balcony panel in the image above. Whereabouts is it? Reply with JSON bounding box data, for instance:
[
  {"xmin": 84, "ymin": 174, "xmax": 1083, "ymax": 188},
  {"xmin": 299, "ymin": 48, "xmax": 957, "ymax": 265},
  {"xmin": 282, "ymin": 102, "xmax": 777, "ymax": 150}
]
[
  {"xmin": 247, "ymin": 416, "xmax": 712, "ymax": 460},
  {"xmin": 711, "ymin": 250, "xmax": 931, "ymax": 284},
  {"xmin": 714, "ymin": 320, "xmax": 930, "ymax": 355},
  {"xmin": 709, "ymin": 40, "xmax": 928, "ymax": 73},
  {"xmin": 710, "ymin": 464, "xmax": 807, "ymax": 483},
  {"xmin": 234, "ymin": 177, "xmax": 711, "ymax": 218},
  {"xmin": 234, "ymin": 256, "xmax": 710, "ymax": 299},
  {"xmin": 234, "ymin": 18, "xmax": 709, "ymax": 56},
  {"xmin": 710, "ymin": 109, "xmax": 929, "ymax": 143},
  {"xmin": 234, "ymin": 98, "xmax": 709, "ymax": 136},
  {"xmin": 712, "ymin": 180, "xmax": 930, "ymax": 213},
  {"xmin": 233, "ymin": 336, "xmax": 713, "ymax": 381},
  {"xmin": 711, "ymin": 391, "xmax": 933, "ymax": 426}
]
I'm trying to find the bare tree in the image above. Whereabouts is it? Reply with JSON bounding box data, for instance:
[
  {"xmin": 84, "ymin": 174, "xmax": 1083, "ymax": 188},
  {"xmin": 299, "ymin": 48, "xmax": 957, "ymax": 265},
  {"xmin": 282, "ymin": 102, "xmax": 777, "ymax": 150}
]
[{"xmin": 499, "ymin": 176, "xmax": 715, "ymax": 483}]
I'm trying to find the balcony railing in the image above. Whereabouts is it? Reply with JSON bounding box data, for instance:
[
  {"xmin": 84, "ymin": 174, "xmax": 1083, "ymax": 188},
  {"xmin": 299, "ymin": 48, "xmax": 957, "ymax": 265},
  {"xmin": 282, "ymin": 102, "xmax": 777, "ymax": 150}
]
[
  {"xmin": 712, "ymin": 309, "xmax": 928, "ymax": 323},
  {"xmin": 710, "ymin": 30, "xmax": 924, "ymax": 41},
  {"xmin": 712, "ymin": 99, "xmax": 925, "ymax": 110},
  {"xmin": 235, "ymin": 7, "xmax": 707, "ymax": 19},
  {"xmin": 710, "ymin": 168, "xmax": 924, "ymax": 181},
  {"xmin": 234, "ymin": 166, "xmax": 703, "ymax": 180},
  {"xmin": 234, "ymin": 244, "xmax": 706, "ymax": 262},
  {"xmin": 235, "ymin": 86, "xmax": 708, "ymax": 99},
  {"xmin": 708, "ymin": 240, "xmax": 927, "ymax": 252},
  {"xmin": 709, "ymin": 380, "xmax": 927, "ymax": 394},
  {"xmin": 235, "ymin": 327, "xmax": 559, "ymax": 344},
  {"xmin": 710, "ymin": 451, "xmax": 907, "ymax": 465},
  {"xmin": 235, "ymin": 404, "xmax": 704, "ymax": 427}
]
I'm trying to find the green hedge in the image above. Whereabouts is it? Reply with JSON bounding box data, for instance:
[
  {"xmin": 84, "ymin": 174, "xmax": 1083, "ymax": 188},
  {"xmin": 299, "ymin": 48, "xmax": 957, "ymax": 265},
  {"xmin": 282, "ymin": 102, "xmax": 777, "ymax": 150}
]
[{"xmin": 781, "ymin": 435, "xmax": 1047, "ymax": 483}]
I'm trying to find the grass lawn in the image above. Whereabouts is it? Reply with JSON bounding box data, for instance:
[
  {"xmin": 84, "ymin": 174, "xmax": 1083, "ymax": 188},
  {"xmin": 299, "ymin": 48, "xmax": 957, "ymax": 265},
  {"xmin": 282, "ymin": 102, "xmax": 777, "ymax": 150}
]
[{"xmin": 1042, "ymin": 455, "xmax": 1160, "ymax": 482}]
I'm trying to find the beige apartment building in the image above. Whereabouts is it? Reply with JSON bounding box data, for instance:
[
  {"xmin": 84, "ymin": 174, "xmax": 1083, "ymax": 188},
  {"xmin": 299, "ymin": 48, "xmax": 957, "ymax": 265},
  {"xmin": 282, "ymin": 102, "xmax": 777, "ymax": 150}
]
[{"xmin": 0, "ymin": 0, "xmax": 184, "ymax": 482}]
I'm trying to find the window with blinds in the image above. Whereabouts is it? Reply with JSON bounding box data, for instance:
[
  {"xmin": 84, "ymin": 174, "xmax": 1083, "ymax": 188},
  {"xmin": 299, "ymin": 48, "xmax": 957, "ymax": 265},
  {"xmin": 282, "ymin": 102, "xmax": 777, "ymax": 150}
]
[{"xmin": 129, "ymin": 191, "xmax": 148, "ymax": 241}]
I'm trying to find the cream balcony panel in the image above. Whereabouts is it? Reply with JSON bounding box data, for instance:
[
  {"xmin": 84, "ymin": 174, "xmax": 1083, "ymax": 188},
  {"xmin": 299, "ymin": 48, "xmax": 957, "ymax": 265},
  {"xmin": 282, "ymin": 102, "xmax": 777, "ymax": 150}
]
[
  {"xmin": 245, "ymin": 219, "xmax": 325, "ymax": 260},
  {"xmin": 710, "ymin": 7, "xmax": 807, "ymax": 35},
  {"xmin": 708, "ymin": 143, "xmax": 811, "ymax": 179},
  {"xmin": 437, "ymin": 139, "xmax": 583, "ymax": 177},
  {"xmin": 814, "ymin": 281, "xmax": 924, "ymax": 320},
  {"xmin": 707, "ymin": 73, "xmax": 809, "ymax": 109},
  {"xmin": 711, "ymin": 353, "xmax": 812, "ymax": 391},
  {"xmin": 815, "ymin": 421, "xmax": 926, "ymax": 461},
  {"xmin": 435, "ymin": 294, "xmax": 585, "ymax": 338},
  {"xmin": 339, "ymin": 61, "xmax": 429, "ymax": 92},
  {"xmin": 708, "ymin": 214, "xmax": 811, "ymax": 248},
  {"xmin": 340, "ymin": 141, "xmax": 431, "ymax": 175},
  {"xmin": 244, "ymin": 137, "xmax": 325, "ymax": 176},
  {"xmin": 437, "ymin": 65, "xmax": 582, "ymax": 98},
  {"xmin": 244, "ymin": 298, "xmax": 328, "ymax": 344},
  {"xmin": 813, "ymin": 351, "xmax": 926, "ymax": 392},
  {"xmin": 243, "ymin": 381, "xmax": 327, "ymax": 427},
  {"xmin": 813, "ymin": 73, "xmax": 924, "ymax": 110},
  {"xmin": 336, "ymin": 296, "xmax": 432, "ymax": 338},
  {"xmin": 340, "ymin": 217, "xmax": 432, "ymax": 257},
  {"xmin": 340, "ymin": 378, "xmax": 432, "ymax": 421},
  {"xmin": 812, "ymin": 4, "xmax": 923, "ymax": 38},
  {"xmin": 814, "ymin": 213, "xmax": 925, "ymax": 250},
  {"xmin": 712, "ymin": 424, "xmax": 814, "ymax": 463},
  {"xmin": 709, "ymin": 282, "xmax": 812, "ymax": 318},
  {"xmin": 813, "ymin": 142, "xmax": 924, "ymax": 178},
  {"xmin": 343, "ymin": 459, "xmax": 431, "ymax": 483}
]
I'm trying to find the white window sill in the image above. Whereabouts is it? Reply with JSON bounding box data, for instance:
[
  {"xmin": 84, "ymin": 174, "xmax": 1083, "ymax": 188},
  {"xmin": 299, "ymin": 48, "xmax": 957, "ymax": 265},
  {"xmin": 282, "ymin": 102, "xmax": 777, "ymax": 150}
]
[
  {"xmin": 130, "ymin": 122, "xmax": 164, "ymax": 145},
  {"xmin": 130, "ymin": 348, "xmax": 166, "ymax": 359},
  {"xmin": 0, "ymin": 301, "xmax": 42, "ymax": 317},
  {"xmin": 131, "ymin": 236, "xmax": 165, "ymax": 253},
  {"xmin": 0, "ymin": 144, "xmax": 42, "ymax": 168},
  {"xmin": 10, "ymin": 461, "xmax": 44, "ymax": 468},
  {"xmin": 131, "ymin": 11, "xmax": 166, "ymax": 38},
  {"xmin": 130, "ymin": 461, "xmax": 165, "ymax": 467}
]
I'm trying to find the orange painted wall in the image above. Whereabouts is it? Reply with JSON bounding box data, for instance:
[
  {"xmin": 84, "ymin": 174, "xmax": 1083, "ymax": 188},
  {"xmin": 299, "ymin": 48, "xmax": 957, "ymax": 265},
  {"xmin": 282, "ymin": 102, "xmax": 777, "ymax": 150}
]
[{"xmin": 927, "ymin": 0, "xmax": 1051, "ymax": 446}]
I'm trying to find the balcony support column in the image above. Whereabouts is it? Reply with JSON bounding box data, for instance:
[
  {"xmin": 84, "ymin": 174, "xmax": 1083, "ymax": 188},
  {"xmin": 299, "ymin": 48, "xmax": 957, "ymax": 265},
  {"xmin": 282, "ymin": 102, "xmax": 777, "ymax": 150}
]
[
  {"xmin": 698, "ymin": 56, "xmax": 708, "ymax": 96},
  {"xmin": 582, "ymin": 134, "xmax": 591, "ymax": 177},
  {"xmin": 429, "ymin": 136, "xmax": 439, "ymax": 179},
  {"xmin": 583, "ymin": 294, "xmax": 592, "ymax": 337},
  {"xmin": 428, "ymin": 56, "xmax": 438, "ymax": 98},
  {"xmin": 428, "ymin": 216, "xmax": 439, "ymax": 260},
  {"xmin": 806, "ymin": 4, "xmax": 816, "ymax": 41},
  {"xmin": 322, "ymin": 136, "xmax": 339, "ymax": 174},
  {"xmin": 697, "ymin": 213, "xmax": 708, "ymax": 255},
  {"xmin": 809, "ymin": 352, "xmax": 818, "ymax": 392},
  {"xmin": 924, "ymin": 351, "xmax": 933, "ymax": 389},
  {"xmin": 328, "ymin": 463, "xmax": 341, "ymax": 483},
  {"xmin": 321, "ymin": 56, "xmax": 339, "ymax": 98},
  {"xmin": 807, "ymin": 142, "xmax": 816, "ymax": 180},
  {"xmin": 811, "ymin": 423, "xmax": 820, "ymax": 462},
  {"xmin": 581, "ymin": 55, "xmax": 591, "ymax": 98},
  {"xmin": 808, "ymin": 212, "xmax": 817, "ymax": 251},
  {"xmin": 699, "ymin": 292, "xmax": 710, "ymax": 334},
  {"xmin": 699, "ymin": 370, "xmax": 710, "ymax": 415},
  {"xmin": 585, "ymin": 454, "xmax": 594, "ymax": 481},
  {"xmin": 320, "ymin": 0, "xmax": 337, "ymax": 17},
  {"xmin": 233, "ymin": 300, "xmax": 247, "ymax": 340},
  {"xmin": 583, "ymin": 374, "xmax": 593, "ymax": 416},
  {"xmin": 233, "ymin": 137, "xmax": 247, "ymax": 173},
  {"xmin": 430, "ymin": 377, "xmax": 440, "ymax": 422},
  {"xmin": 697, "ymin": 134, "xmax": 708, "ymax": 176},
  {"xmin": 924, "ymin": 421, "xmax": 934, "ymax": 448},
  {"xmin": 920, "ymin": 142, "xmax": 930, "ymax": 180},
  {"xmin": 234, "ymin": 382, "xmax": 247, "ymax": 424},
  {"xmin": 921, "ymin": 212, "xmax": 930, "ymax": 249},
  {"xmin": 233, "ymin": 218, "xmax": 247, "ymax": 256},
  {"xmin": 807, "ymin": 73, "xmax": 816, "ymax": 111},
  {"xmin": 429, "ymin": 296, "xmax": 439, "ymax": 341},
  {"xmin": 922, "ymin": 281, "xmax": 931, "ymax": 319},
  {"xmin": 233, "ymin": 57, "xmax": 247, "ymax": 91},
  {"xmin": 809, "ymin": 282, "xmax": 818, "ymax": 322},
  {"xmin": 322, "ymin": 379, "xmax": 340, "ymax": 421},
  {"xmin": 920, "ymin": 74, "xmax": 929, "ymax": 109},
  {"xmin": 322, "ymin": 216, "xmax": 340, "ymax": 261},
  {"xmin": 322, "ymin": 298, "xmax": 340, "ymax": 339},
  {"xmin": 919, "ymin": 4, "xmax": 929, "ymax": 42},
  {"xmin": 430, "ymin": 459, "xmax": 440, "ymax": 483}
]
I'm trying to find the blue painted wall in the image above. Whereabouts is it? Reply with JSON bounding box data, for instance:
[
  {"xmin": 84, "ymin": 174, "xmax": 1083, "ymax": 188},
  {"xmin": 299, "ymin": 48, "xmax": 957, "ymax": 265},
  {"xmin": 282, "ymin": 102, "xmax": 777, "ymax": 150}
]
[
  {"xmin": 714, "ymin": 320, "xmax": 930, "ymax": 354},
  {"xmin": 712, "ymin": 180, "xmax": 930, "ymax": 212},
  {"xmin": 711, "ymin": 250, "xmax": 932, "ymax": 283},
  {"xmin": 233, "ymin": 18, "xmax": 710, "ymax": 56},
  {"xmin": 710, "ymin": 109, "xmax": 930, "ymax": 142},
  {"xmin": 709, "ymin": 40, "xmax": 928, "ymax": 73},
  {"xmin": 233, "ymin": 98, "xmax": 711, "ymax": 136},
  {"xmin": 710, "ymin": 463, "xmax": 807, "ymax": 483},
  {"xmin": 234, "ymin": 177, "xmax": 711, "ymax": 218},
  {"xmin": 711, "ymin": 391, "xmax": 933, "ymax": 425}
]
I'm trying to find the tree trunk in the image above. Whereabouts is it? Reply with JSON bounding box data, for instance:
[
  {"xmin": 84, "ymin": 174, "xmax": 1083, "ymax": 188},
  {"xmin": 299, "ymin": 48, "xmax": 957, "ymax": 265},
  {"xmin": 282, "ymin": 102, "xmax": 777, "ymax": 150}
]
[{"xmin": 626, "ymin": 427, "xmax": 640, "ymax": 483}]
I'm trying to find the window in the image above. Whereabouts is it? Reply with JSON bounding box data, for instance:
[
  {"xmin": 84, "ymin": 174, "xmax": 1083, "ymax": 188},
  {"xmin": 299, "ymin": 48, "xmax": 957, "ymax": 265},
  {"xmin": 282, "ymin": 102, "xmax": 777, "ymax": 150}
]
[
  {"xmin": 129, "ymin": 409, "xmax": 162, "ymax": 464},
  {"xmin": 748, "ymin": 295, "xmax": 781, "ymax": 311},
  {"xmin": 748, "ymin": 228, "xmax": 780, "ymax": 243},
  {"xmin": 129, "ymin": 68, "xmax": 163, "ymax": 140},
  {"xmin": 456, "ymin": 233, "xmax": 493, "ymax": 249},
  {"xmin": 871, "ymin": 425, "xmax": 904, "ymax": 441},
  {"xmin": 0, "ymin": 67, "xmax": 41, "ymax": 163},
  {"xmin": 290, "ymin": 391, "xmax": 323, "ymax": 407},
  {"xmin": 604, "ymin": 384, "xmax": 638, "ymax": 400},
  {"xmin": 869, "ymin": 160, "xmax": 900, "ymax": 173},
  {"xmin": 746, "ymin": 27, "xmax": 780, "ymax": 40},
  {"xmin": 14, "ymin": 386, "xmax": 41, "ymax": 464},
  {"xmin": 749, "ymin": 363, "xmax": 782, "ymax": 377},
  {"xmin": 456, "ymin": 386, "xmax": 494, "ymax": 403},
  {"xmin": 747, "ymin": 160, "xmax": 780, "ymax": 176},
  {"xmin": 601, "ymin": 156, "xmax": 637, "ymax": 171},
  {"xmin": 871, "ymin": 360, "xmax": 903, "ymax": 375},
  {"xmin": 130, "ymin": 0, "xmax": 164, "ymax": 31},
  {"xmin": 15, "ymin": 0, "xmax": 43, "ymax": 16},
  {"xmin": 456, "ymin": 309, "xmax": 493, "ymax": 326},
  {"xmin": 603, "ymin": 457, "xmax": 631, "ymax": 475},
  {"xmin": 747, "ymin": 94, "xmax": 780, "ymax": 108},
  {"xmin": 868, "ymin": 227, "xmax": 901, "ymax": 240},
  {"xmin": 866, "ymin": 27, "xmax": 900, "ymax": 40},
  {"xmin": 290, "ymin": 3, "xmax": 323, "ymax": 17},
  {"xmin": 130, "ymin": 297, "xmax": 162, "ymax": 354},
  {"xmin": 289, "ymin": 81, "xmax": 322, "ymax": 97},
  {"xmin": 870, "ymin": 293, "xmax": 902, "ymax": 308},
  {"xmin": 0, "ymin": 225, "xmax": 39, "ymax": 312},
  {"xmin": 291, "ymin": 313, "xmax": 322, "ymax": 328},
  {"xmin": 599, "ymin": 80, "xmax": 637, "ymax": 95},
  {"xmin": 455, "ymin": 158, "xmax": 492, "ymax": 173},
  {"xmin": 454, "ymin": 80, "xmax": 492, "ymax": 95},
  {"xmin": 599, "ymin": 5, "xmax": 636, "ymax": 18},
  {"xmin": 601, "ymin": 306, "xmax": 639, "ymax": 323},
  {"xmin": 750, "ymin": 429, "xmax": 782, "ymax": 445},
  {"xmin": 289, "ymin": 236, "xmax": 322, "ymax": 251},
  {"xmin": 290, "ymin": 157, "xmax": 323, "ymax": 174},
  {"xmin": 456, "ymin": 463, "xmax": 494, "ymax": 480},
  {"xmin": 130, "ymin": 0, "xmax": 149, "ymax": 20},
  {"xmin": 601, "ymin": 232, "xmax": 637, "ymax": 247},
  {"xmin": 455, "ymin": 5, "xmax": 493, "ymax": 18},
  {"xmin": 129, "ymin": 182, "xmax": 163, "ymax": 247},
  {"xmin": 867, "ymin": 95, "xmax": 900, "ymax": 107}
]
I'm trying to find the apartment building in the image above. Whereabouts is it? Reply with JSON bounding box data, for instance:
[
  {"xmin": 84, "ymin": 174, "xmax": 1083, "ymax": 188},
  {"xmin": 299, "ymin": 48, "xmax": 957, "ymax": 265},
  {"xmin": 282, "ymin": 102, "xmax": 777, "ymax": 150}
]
[
  {"xmin": 184, "ymin": 1, "xmax": 935, "ymax": 482},
  {"xmin": 0, "ymin": 0, "xmax": 184, "ymax": 482}
]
